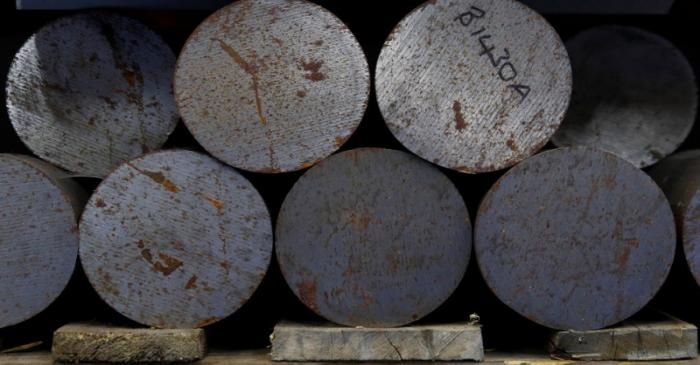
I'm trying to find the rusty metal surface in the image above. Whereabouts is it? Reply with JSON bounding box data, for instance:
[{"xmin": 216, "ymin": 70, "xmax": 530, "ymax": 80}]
[
  {"xmin": 475, "ymin": 147, "xmax": 676, "ymax": 330},
  {"xmin": 375, "ymin": 0, "xmax": 571, "ymax": 174},
  {"xmin": 79, "ymin": 150, "xmax": 273, "ymax": 328},
  {"xmin": 552, "ymin": 26, "xmax": 697, "ymax": 168},
  {"xmin": 0, "ymin": 154, "xmax": 82, "ymax": 329},
  {"xmin": 275, "ymin": 148, "xmax": 471, "ymax": 327},
  {"xmin": 5, "ymin": 12, "xmax": 179, "ymax": 178},
  {"xmin": 174, "ymin": 0, "xmax": 370, "ymax": 173},
  {"xmin": 649, "ymin": 150, "xmax": 700, "ymax": 287}
]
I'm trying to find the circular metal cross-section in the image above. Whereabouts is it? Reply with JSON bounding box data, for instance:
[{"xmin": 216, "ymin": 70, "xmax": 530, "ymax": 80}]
[
  {"xmin": 375, "ymin": 0, "xmax": 571, "ymax": 173},
  {"xmin": 552, "ymin": 26, "xmax": 697, "ymax": 168},
  {"xmin": 5, "ymin": 12, "xmax": 179, "ymax": 178},
  {"xmin": 649, "ymin": 150, "xmax": 700, "ymax": 288},
  {"xmin": 475, "ymin": 147, "xmax": 675, "ymax": 330},
  {"xmin": 1, "ymin": 154, "xmax": 84, "ymax": 329},
  {"xmin": 79, "ymin": 150, "xmax": 273, "ymax": 328},
  {"xmin": 174, "ymin": 0, "xmax": 370, "ymax": 173},
  {"xmin": 276, "ymin": 148, "xmax": 471, "ymax": 327}
]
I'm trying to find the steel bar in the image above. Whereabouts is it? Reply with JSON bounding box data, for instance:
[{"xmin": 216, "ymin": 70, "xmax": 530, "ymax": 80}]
[
  {"xmin": 649, "ymin": 150, "xmax": 700, "ymax": 287},
  {"xmin": 552, "ymin": 26, "xmax": 697, "ymax": 168},
  {"xmin": 275, "ymin": 148, "xmax": 471, "ymax": 327},
  {"xmin": 79, "ymin": 150, "xmax": 273, "ymax": 328},
  {"xmin": 5, "ymin": 12, "xmax": 179, "ymax": 177},
  {"xmin": 375, "ymin": 0, "xmax": 571, "ymax": 173},
  {"xmin": 174, "ymin": 0, "xmax": 370, "ymax": 173},
  {"xmin": 0, "ymin": 154, "xmax": 85, "ymax": 329},
  {"xmin": 475, "ymin": 147, "xmax": 675, "ymax": 330}
]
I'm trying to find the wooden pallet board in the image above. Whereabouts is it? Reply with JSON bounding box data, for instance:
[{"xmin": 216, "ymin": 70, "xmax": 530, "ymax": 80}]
[
  {"xmin": 3, "ymin": 349, "xmax": 700, "ymax": 364},
  {"xmin": 270, "ymin": 321, "xmax": 483, "ymax": 362},
  {"xmin": 549, "ymin": 314, "xmax": 698, "ymax": 361},
  {"xmin": 51, "ymin": 322, "xmax": 206, "ymax": 363}
]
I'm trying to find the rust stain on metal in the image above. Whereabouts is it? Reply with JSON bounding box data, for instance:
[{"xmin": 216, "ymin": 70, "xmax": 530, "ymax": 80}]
[
  {"xmin": 195, "ymin": 317, "xmax": 222, "ymax": 328},
  {"xmin": 300, "ymin": 161, "xmax": 315, "ymax": 169},
  {"xmin": 299, "ymin": 58, "xmax": 326, "ymax": 81},
  {"xmin": 387, "ymin": 253, "xmax": 400, "ymax": 274},
  {"xmin": 127, "ymin": 163, "xmax": 180, "ymax": 193},
  {"xmin": 298, "ymin": 280, "xmax": 318, "ymax": 312},
  {"xmin": 141, "ymin": 248, "xmax": 153, "ymax": 262},
  {"xmin": 214, "ymin": 38, "xmax": 267, "ymax": 125},
  {"xmin": 342, "ymin": 264, "xmax": 357, "ymax": 278},
  {"xmin": 185, "ymin": 274, "xmax": 198, "ymax": 289},
  {"xmin": 120, "ymin": 68, "xmax": 139, "ymax": 88},
  {"xmin": 153, "ymin": 253, "xmax": 183, "ymax": 276},
  {"xmin": 452, "ymin": 100, "xmax": 466, "ymax": 131},
  {"xmin": 141, "ymin": 248, "xmax": 183, "ymax": 276},
  {"xmin": 506, "ymin": 139, "xmax": 518, "ymax": 152},
  {"xmin": 349, "ymin": 210, "xmax": 377, "ymax": 231},
  {"xmin": 335, "ymin": 135, "xmax": 350, "ymax": 147},
  {"xmin": 618, "ymin": 239, "xmax": 640, "ymax": 268},
  {"xmin": 199, "ymin": 192, "xmax": 224, "ymax": 210}
]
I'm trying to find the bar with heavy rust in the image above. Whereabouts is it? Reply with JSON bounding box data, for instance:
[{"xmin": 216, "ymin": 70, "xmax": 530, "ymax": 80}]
[
  {"xmin": 475, "ymin": 147, "xmax": 676, "ymax": 330},
  {"xmin": 275, "ymin": 148, "xmax": 471, "ymax": 327},
  {"xmin": 552, "ymin": 26, "xmax": 697, "ymax": 168},
  {"xmin": 0, "ymin": 154, "xmax": 85, "ymax": 329},
  {"xmin": 174, "ymin": 0, "xmax": 370, "ymax": 173},
  {"xmin": 649, "ymin": 150, "xmax": 700, "ymax": 287},
  {"xmin": 375, "ymin": 0, "xmax": 571, "ymax": 173},
  {"xmin": 78, "ymin": 150, "xmax": 273, "ymax": 328},
  {"xmin": 5, "ymin": 12, "xmax": 179, "ymax": 177}
]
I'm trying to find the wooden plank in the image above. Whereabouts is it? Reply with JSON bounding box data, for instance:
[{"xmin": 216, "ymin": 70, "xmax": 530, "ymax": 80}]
[
  {"xmin": 52, "ymin": 322, "xmax": 206, "ymax": 363},
  {"xmin": 549, "ymin": 315, "xmax": 698, "ymax": 361},
  {"xmin": 3, "ymin": 349, "xmax": 700, "ymax": 364},
  {"xmin": 270, "ymin": 321, "xmax": 483, "ymax": 362}
]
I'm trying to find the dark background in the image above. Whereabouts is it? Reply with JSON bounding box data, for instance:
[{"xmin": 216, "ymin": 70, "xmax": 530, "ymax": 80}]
[{"xmin": 1, "ymin": 0, "xmax": 700, "ymax": 354}]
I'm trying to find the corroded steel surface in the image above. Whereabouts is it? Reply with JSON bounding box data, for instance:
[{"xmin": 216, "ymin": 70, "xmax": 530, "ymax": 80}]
[
  {"xmin": 552, "ymin": 26, "xmax": 697, "ymax": 168},
  {"xmin": 649, "ymin": 150, "xmax": 700, "ymax": 287},
  {"xmin": 375, "ymin": 0, "xmax": 571, "ymax": 173},
  {"xmin": 79, "ymin": 150, "xmax": 272, "ymax": 328},
  {"xmin": 275, "ymin": 148, "xmax": 471, "ymax": 327},
  {"xmin": 6, "ymin": 12, "xmax": 179, "ymax": 178},
  {"xmin": 174, "ymin": 0, "xmax": 370, "ymax": 173},
  {"xmin": 475, "ymin": 147, "xmax": 675, "ymax": 330},
  {"xmin": 0, "ymin": 154, "xmax": 83, "ymax": 329}
]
